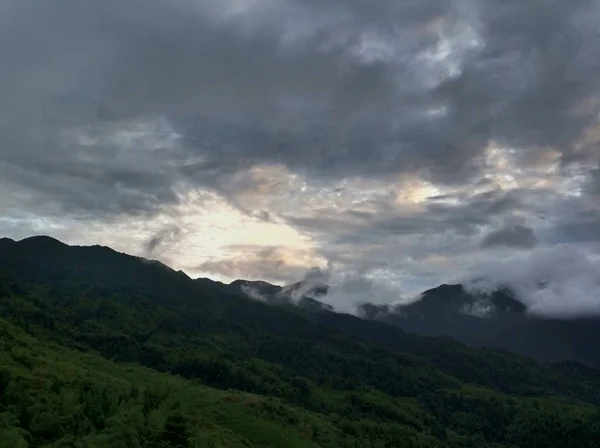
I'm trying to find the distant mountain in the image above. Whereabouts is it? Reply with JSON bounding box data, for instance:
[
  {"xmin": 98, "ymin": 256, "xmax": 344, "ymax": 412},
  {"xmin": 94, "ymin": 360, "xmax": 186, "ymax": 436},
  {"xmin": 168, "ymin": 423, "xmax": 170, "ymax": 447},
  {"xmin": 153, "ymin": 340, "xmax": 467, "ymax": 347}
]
[
  {"xmin": 6, "ymin": 236, "xmax": 597, "ymax": 367},
  {"xmin": 357, "ymin": 284, "xmax": 600, "ymax": 367},
  {"xmin": 230, "ymin": 275, "xmax": 600, "ymax": 367}
]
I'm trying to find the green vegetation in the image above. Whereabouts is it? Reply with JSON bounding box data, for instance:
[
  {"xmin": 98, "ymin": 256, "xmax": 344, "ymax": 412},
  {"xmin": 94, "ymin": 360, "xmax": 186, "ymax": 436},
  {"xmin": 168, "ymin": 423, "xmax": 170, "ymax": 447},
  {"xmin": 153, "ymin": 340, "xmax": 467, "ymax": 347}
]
[
  {"xmin": 0, "ymin": 318, "xmax": 320, "ymax": 447},
  {"xmin": 1, "ymin": 236, "xmax": 600, "ymax": 447}
]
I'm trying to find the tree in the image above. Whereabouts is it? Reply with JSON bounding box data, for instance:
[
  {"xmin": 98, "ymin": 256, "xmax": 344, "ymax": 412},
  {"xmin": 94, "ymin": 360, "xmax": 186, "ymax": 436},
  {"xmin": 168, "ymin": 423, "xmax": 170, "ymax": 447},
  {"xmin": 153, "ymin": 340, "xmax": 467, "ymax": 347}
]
[{"xmin": 160, "ymin": 411, "xmax": 190, "ymax": 448}]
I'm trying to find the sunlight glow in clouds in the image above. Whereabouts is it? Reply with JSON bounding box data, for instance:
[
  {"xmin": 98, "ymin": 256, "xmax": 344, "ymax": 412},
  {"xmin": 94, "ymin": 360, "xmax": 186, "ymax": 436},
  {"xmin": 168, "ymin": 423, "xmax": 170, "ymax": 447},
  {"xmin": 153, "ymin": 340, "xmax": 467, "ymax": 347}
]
[{"xmin": 1, "ymin": 0, "xmax": 600, "ymax": 315}]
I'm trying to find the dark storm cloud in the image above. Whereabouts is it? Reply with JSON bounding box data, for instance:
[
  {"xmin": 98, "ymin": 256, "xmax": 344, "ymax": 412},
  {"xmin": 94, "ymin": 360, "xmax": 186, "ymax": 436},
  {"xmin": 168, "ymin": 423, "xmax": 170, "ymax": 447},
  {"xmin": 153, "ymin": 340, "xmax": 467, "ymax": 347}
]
[
  {"xmin": 1, "ymin": 0, "xmax": 599, "ymax": 219},
  {"xmin": 481, "ymin": 224, "xmax": 538, "ymax": 249},
  {"xmin": 175, "ymin": 0, "xmax": 600, "ymax": 185}
]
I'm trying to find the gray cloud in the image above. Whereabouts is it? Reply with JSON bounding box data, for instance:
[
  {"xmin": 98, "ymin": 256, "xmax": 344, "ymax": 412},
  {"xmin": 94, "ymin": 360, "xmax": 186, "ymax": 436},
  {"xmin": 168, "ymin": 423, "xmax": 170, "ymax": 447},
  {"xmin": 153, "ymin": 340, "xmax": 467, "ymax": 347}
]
[
  {"xmin": 172, "ymin": 0, "xmax": 600, "ymax": 187},
  {"xmin": 286, "ymin": 188, "xmax": 523, "ymax": 250},
  {"xmin": 197, "ymin": 245, "xmax": 315, "ymax": 284},
  {"xmin": 465, "ymin": 245, "xmax": 600, "ymax": 319},
  {"xmin": 481, "ymin": 224, "xmax": 538, "ymax": 249},
  {"xmin": 2, "ymin": 0, "xmax": 600, "ymax": 214},
  {"xmin": 588, "ymin": 167, "xmax": 600, "ymax": 196},
  {"xmin": 551, "ymin": 209, "xmax": 600, "ymax": 244},
  {"xmin": 302, "ymin": 266, "xmax": 332, "ymax": 284},
  {"xmin": 1, "ymin": 0, "xmax": 600, "ymax": 314},
  {"xmin": 143, "ymin": 226, "xmax": 181, "ymax": 256}
]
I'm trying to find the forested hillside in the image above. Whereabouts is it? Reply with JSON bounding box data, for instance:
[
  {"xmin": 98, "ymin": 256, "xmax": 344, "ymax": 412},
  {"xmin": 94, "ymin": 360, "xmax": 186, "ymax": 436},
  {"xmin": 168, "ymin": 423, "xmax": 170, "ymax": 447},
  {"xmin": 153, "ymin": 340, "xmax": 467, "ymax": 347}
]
[
  {"xmin": 1, "ymin": 236, "xmax": 600, "ymax": 447},
  {"xmin": 358, "ymin": 284, "xmax": 600, "ymax": 367}
]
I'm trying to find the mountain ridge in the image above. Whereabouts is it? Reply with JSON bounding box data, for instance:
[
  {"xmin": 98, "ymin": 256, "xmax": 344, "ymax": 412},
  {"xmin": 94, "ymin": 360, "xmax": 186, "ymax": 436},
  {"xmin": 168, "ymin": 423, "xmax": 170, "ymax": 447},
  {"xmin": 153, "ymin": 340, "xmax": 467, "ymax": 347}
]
[
  {"xmin": 228, "ymin": 273, "xmax": 600, "ymax": 367},
  {"xmin": 2, "ymin": 234, "xmax": 600, "ymax": 368},
  {"xmin": 356, "ymin": 283, "xmax": 600, "ymax": 367},
  {"xmin": 2, "ymin": 235, "xmax": 600, "ymax": 446}
]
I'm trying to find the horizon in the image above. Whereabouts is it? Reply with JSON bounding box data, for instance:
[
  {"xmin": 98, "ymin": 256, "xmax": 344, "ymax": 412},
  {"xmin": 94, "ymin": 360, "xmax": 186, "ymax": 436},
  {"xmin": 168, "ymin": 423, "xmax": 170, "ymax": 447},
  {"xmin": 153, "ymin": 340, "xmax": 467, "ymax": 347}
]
[
  {"xmin": 2, "ymin": 233, "xmax": 439, "ymax": 292},
  {"xmin": 5, "ymin": 232, "xmax": 600, "ymax": 320}
]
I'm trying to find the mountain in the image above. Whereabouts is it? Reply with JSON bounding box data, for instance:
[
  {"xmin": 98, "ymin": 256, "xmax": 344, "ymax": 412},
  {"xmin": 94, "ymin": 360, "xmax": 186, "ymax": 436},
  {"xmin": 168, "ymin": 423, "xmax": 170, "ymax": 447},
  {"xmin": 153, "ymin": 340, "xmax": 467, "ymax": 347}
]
[
  {"xmin": 0, "ymin": 316, "xmax": 327, "ymax": 448},
  {"xmin": 231, "ymin": 279, "xmax": 333, "ymax": 311},
  {"xmin": 0, "ymin": 236, "xmax": 16, "ymax": 250},
  {"xmin": 358, "ymin": 283, "xmax": 600, "ymax": 367},
  {"xmin": 2, "ymin": 236, "xmax": 600, "ymax": 447},
  {"xmin": 231, "ymin": 275, "xmax": 600, "ymax": 367}
]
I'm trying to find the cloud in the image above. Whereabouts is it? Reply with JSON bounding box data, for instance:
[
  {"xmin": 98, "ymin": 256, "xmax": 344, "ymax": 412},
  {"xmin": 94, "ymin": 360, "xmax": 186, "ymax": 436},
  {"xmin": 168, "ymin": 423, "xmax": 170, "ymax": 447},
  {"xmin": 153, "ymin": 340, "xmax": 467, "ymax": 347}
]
[
  {"xmin": 587, "ymin": 167, "xmax": 600, "ymax": 196},
  {"xmin": 481, "ymin": 224, "xmax": 538, "ymax": 249},
  {"xmin": 197, "ymin": 245, "xmax": 327, "ymax": 284},
  {"xmin": 1, "ymin": 0, "xmax": 600, "ymax": 312},
  {"xmin": 302, "ymin": 266, "xmax": 332, "ymax": 284},
  {"xmin": 319, "ymin": 272, "xmax": 412, "ymax": 314},
  {"xmin": 465, "ymin": 245, "xmax": 600, "ymax": 318},
  {"xmin": 2, "ymin": 0, "xmax": 600, "ymax": 213},
  {"xmin": 143, "ymin": 226, "xmax": 181, "ymax": 256}
]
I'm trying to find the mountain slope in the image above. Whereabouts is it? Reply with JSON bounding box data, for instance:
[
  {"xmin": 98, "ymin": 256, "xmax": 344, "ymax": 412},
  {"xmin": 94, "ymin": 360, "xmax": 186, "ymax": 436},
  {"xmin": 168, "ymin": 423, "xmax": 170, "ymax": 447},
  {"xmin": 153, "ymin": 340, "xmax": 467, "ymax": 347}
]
[
  {"xmin": 231, "ymin": 274, "xmax": 600, "ymax": 367},
  {"xmin": 2, "ymin": 236, "xmax": 600, "ymax": 447},
  {"xmin": 359, "ymin": 284, "xmax": 600, "ymax": 367},
  {"xmin": 0, "ymin": 317, "xmax": 326, "ymax": 448}
]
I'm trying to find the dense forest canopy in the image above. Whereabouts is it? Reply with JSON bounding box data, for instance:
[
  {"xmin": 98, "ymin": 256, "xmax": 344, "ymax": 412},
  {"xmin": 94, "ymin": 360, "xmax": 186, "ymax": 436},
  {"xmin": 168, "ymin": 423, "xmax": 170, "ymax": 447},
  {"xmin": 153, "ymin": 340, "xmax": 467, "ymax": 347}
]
[{"xmin": 1, "ymin": 236, "xmax": 600, "ymax": 447}]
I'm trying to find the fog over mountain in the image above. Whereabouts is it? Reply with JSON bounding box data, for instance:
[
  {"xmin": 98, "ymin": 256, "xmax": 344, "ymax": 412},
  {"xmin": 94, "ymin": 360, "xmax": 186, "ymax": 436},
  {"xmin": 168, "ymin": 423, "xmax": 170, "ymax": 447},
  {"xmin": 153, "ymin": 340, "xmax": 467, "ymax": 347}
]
[
  {"xmin": 1, "ymin": 0, "xmax": 599, "ymax": 314},
  {"xmin": 463, "ymin": 245, "xmax": 600, "ymax": 319}
]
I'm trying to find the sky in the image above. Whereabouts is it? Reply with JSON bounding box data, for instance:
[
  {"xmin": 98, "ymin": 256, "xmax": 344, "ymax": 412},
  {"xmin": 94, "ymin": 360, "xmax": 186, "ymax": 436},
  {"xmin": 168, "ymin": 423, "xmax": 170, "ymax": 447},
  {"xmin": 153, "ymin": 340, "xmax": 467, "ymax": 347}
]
[{"xmin": 1, "ymin": 0, "xmax": 600, "ymax": 315}]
